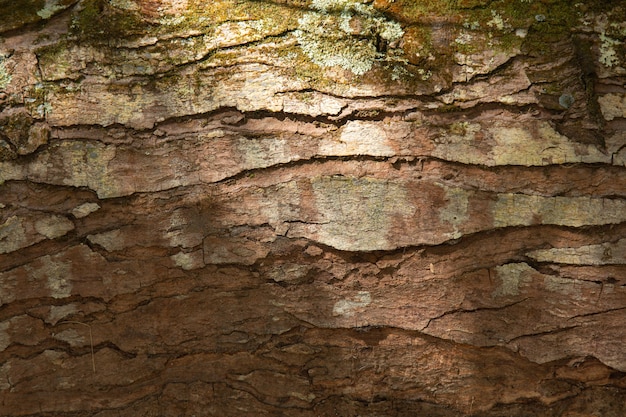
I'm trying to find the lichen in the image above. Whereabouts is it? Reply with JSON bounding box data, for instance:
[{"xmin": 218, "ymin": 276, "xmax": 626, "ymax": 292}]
[
  {"xmin": 558, "ymin": 93, "xmax": 574, "ymax": 109},
  {"xmin": 36, "ymin": 0, "xmax": 65, "ymax": 19},
  {"xmin": 599, "ymin": 31, "xmax": 620, "ymax": 68},
  {"xmin": 294, "ymin": 0, "xmax": 404, "ymax": 75},
  {"xmin": 487, "ymin": 10, "xmax": 508, "ymax": 31},
  {"xmin": 0, "ymin": 57, "xmax": 11, "ymax": 90}
]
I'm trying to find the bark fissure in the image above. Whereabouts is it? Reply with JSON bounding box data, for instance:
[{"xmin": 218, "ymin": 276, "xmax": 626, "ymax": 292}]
[{"xmin": 1, "ymin": 0, "xmax": 625, "ymax": 416}]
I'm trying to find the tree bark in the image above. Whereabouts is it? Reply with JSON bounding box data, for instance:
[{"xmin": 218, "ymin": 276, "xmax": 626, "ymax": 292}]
[{"xmin": 0, "ymin": 0, "xmax": 625, "ymax": 415}]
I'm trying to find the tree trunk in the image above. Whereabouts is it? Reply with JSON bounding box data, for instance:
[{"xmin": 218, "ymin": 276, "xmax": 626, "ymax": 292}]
[{"xmin": 1, "ymin": 1, "xmax": 625, "ymax": 415}]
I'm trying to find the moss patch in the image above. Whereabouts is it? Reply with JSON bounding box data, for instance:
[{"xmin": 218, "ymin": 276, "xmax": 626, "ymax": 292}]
[{"xmin": 70, "ymin": 0, "xmax": 151, "ymax": 43}]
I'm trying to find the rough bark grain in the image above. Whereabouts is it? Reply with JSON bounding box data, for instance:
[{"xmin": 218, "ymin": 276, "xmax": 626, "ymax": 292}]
[{"xmin": 0, "ymin": 0, "xmax": 625, "ymax": 416}]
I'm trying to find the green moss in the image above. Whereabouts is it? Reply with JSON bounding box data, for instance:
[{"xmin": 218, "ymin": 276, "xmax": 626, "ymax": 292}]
[
  {"xmin": 70, "ymin": 0, "xmax": 151, "ymax": 43},
  {"xmin": 0, "ymin": 0, "xmax": 45, "ymax": 31}
]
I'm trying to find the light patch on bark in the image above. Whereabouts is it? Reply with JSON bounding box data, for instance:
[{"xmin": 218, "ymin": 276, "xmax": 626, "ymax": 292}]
[
  {"xmin": 1, "ymin": 141, "xmax": 118, "ymax": 198},
  {"xmin": 526, "ymin": 239, "xmax": 626, "ymax": 265},
  {"xmin": 543, "ymin": 275, "xmax": 584, "ymax": 298},
  {"xmin": 320, "ymin": 121, "xmax": 394, "ymax": 157},
  {"xmin": 71, "ymin": 203, "xmax": 101, "ymax": 219},
  {"xmin": 493, "ymin": 194, "xmax": 626, "ymax": 228},
  {"xmin": 0, "ymin": 214, "xmax": 72, "ymax": 254},
  {"xmin": 333, "ymin": 291, "xmax": 371, "ymax": 316},
  {"xmin": 439, "ymin": 186, "xmax": 471, "ymax": 240},
  {"xmin": 597, "ymin": 93, "xmax": 626, "ymax": 121},
  {"xmin": 109, "ymin": 0, "xmax": 140, "ymax": 11},
  {"xmin": 238, "ymin": 69, "xmax": 290, "ymax": 113},
  {"xmin": 34, "ymin": 215, "xmax": 74, "ymax": 239},
  {"xmin": 171, "ymin": 250, "xmax": 205, "ymax": 270},
  {"xmin": 165, "ymin": 210, "xmax": 203, "ymax": 249},
  {"xmin": 309, "ymin": 176, "xmax": 414, "ymax": 251},
  {"xmin": 237, "ymin": 137, "xmax": 291, "ymax": 170},
  {"xmin": 47, "ymin": 304, "xmax": 78, "ymax": 325},
  {"xmin": 53, "ymin": 329, "xmax": 85, "ymax": 346},
  {"xmin": 60, "ymin": 142, "xmax": 117, "ymax": 196},
  {"xmin": 269, "ymin": 263, "xmax": 311, "ymax": 284},
  {"xmin": 281, "ymin": 91, "xmax": 346, "ymax": 116},
  {"xmin": 87, "ymin": 229, "xmax": 125, "ymax": 252},
  {"xmin": 0, "ymin": 362, "xmax": 10, "ymax": 390},
  {"xmin": 493, "ymin": 263, "xmax": 534, "ymax": 297},
  {"xmin": 0, "ymin": 321, "xmax": 10, "ymax": 352},
  {"xmin": 432, "ymin": 122, "xmax": 483, "ymax": 164},
  {"xmin": 28, "ymin": 256, "xmax": 73, "ymax": 299},
  {"xmin": 490, "ymin": 122, "xmax": 609, "ymax": 165},
  {"xmin": 0, "ymin": 216, "xmax": 27, "ymax": 254}
]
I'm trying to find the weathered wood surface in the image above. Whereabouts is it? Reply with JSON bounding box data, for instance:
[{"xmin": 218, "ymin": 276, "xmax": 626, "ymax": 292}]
[{"xmin": 0, "ymin": 1, "xmax": 625, "ymax": 415}]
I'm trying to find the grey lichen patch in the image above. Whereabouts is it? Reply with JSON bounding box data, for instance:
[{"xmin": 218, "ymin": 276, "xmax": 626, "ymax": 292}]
[
  {"xmin": 558, "ymin": 93, "xmax": 574, "ymax": 109},
  {"xmin": 294, "ymin": 0, "xmax": 404, "ymax": 75}
]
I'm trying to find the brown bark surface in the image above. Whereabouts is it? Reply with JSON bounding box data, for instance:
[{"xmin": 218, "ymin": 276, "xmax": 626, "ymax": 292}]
[{"xmin": 0, "ymin": 1, "xmax": 625, "ymax": 416}]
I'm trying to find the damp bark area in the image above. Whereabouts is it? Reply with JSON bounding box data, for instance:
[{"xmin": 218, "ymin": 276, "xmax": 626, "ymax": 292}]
[{"xmin": 1, "ymin": 1, "xmax": 625, "ymax": 416}]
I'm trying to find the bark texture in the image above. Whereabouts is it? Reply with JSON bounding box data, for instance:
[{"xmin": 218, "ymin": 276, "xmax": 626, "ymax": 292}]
[{"xmin": 1, "ymin": 0, "xmax": 625, "ymax": 416}]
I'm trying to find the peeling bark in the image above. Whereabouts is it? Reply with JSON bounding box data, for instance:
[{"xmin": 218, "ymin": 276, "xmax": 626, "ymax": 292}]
[{"xmin": 1, "ymin": 0, "xmax": 625, "ymax": 416}]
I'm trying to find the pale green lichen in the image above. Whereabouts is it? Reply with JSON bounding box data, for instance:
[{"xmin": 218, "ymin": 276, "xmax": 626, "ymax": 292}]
[
  {"xmin": 487, "ymin": 10, "xmax": 508, "ymax": 31},
  {"xmin": 37, "ymin": 0, "xmax": 66, "ymax": 19},
  {"xmin": 599, "ymin": 31, "xmax": 620, "ymax": 68},
  {"xmin": 294, "ymin": 0, "xmax": 404, "ymax": 75},
  {"xmin": 0, "ymin": 57, "xmax": 11, "ymax": 90}
]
